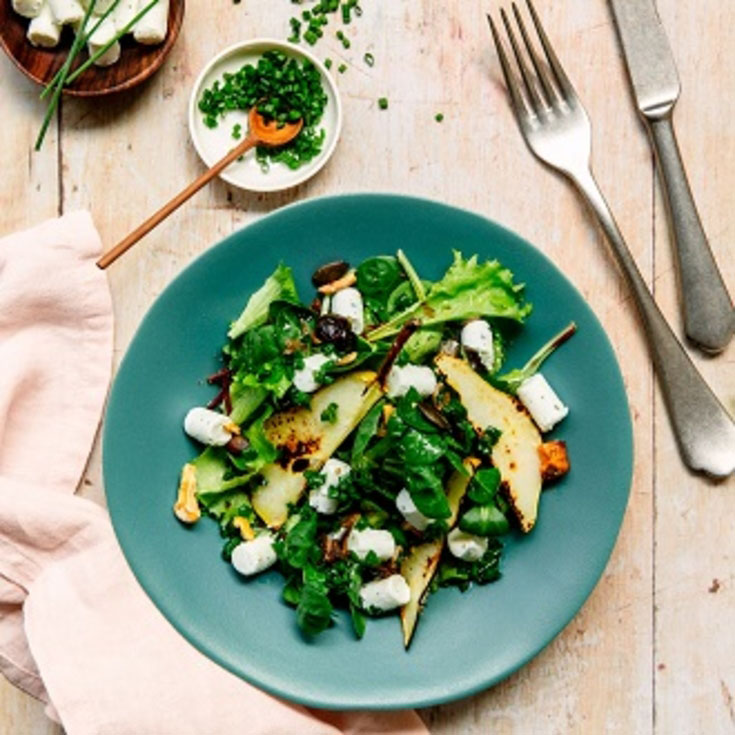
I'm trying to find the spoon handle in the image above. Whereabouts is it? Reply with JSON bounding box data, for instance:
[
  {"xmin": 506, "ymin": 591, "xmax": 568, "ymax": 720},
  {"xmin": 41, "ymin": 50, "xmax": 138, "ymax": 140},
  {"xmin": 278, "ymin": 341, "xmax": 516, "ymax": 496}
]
[{"xmin": 97, "ymin": 134, "xmax": 257, "ymax": 269}]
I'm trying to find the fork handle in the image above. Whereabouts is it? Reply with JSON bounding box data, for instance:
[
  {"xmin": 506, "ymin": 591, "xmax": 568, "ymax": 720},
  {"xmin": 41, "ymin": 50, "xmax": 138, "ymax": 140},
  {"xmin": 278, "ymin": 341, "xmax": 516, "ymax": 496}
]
[
  {"xmin": 646, "ymin": 114, "xmax": 734, "ymax": 353},
  {"xmin": 570, "ymin": 167, "xmax": 735, "ymax": 478}
]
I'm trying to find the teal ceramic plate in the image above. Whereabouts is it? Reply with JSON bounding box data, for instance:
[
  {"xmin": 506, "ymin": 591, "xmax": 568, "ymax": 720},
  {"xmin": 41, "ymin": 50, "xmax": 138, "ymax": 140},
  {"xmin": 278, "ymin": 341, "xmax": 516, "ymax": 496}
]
[{"xmin": 104, "ymin": 194, "xmax": 633, "ymax": 710}]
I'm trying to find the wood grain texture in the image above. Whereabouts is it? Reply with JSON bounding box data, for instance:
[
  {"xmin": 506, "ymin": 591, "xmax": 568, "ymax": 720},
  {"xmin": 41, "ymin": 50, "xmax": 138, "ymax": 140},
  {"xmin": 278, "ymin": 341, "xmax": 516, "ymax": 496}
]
[
  {"xmin": 0, "ymin": 0, "xmax": 184, "ymax": 97},
  {"xmin": 0, "ymin": 0, "xmax": 732, "ymax": 732},
  {"xmin": 652, "ymin": 2, "xmax": 735, "ymax": 733}
]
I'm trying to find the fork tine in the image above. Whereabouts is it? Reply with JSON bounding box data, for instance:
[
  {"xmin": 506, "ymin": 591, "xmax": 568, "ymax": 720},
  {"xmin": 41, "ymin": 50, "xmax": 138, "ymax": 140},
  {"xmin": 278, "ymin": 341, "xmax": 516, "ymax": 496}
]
[
  {"xmin": 511, "ymin": 2, "xmax": 555, "ymax": 105},
  {"xmin": 500, "ymin": 7, "xmax": 544, "ymax": 114},
  {"xmin": 524, "ymin": 0, "xmax": 575, "ymax": 100},
  {"xmin": 487, "ymin": 13, "xmax": 533, "ymax": 121}
]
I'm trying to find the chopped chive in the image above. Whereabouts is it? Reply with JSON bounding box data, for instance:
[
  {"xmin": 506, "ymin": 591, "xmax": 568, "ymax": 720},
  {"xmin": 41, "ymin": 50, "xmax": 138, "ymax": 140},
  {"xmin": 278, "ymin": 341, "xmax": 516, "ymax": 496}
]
[
  {"xmin": 232, "ymin": 123, "xmax": 242, "ymax": 139},
  {"xmin": 324, "ymin": 58, "xmax": 333, "ymax": 69},
  {"xmin": 378, "ymin": 97, "xmax": 388, "ymax": 110},
  {"xmin": 338, "ymin": 63, "xmax": 347, "ymax": 73},
  {"xmin": 363, "ymin": 52, "xmax": 374, "ymax": 67},
  {"xmin": 435, "ymin": 113, "xmax": 444, "ymax": 122}
]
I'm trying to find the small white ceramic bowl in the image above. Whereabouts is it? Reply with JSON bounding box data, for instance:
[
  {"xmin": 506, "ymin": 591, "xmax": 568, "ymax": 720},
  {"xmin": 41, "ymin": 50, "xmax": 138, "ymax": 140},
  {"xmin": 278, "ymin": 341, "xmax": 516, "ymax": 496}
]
[{"xmin": 188, "ymin": 39, "xmax": 342, "ymax": 193}]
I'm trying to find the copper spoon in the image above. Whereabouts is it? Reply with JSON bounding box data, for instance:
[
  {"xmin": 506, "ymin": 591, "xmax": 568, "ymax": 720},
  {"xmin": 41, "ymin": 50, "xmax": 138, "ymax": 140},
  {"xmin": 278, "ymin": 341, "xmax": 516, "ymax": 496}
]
[{"xmin": 97, "ymin": 107, "xmax": 303, "ymax": 269}]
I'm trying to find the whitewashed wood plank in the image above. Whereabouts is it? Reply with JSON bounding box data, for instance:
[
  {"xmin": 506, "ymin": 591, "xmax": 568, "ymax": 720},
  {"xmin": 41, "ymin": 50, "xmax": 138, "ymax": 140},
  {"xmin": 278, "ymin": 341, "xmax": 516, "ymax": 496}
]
[
  {"xmin": 652, "ymin": 2, "xmax": 735, "ymax": 733},
  {"xmin": 0, "ymin": 50, "xmax": 62, "ymax": 735}
]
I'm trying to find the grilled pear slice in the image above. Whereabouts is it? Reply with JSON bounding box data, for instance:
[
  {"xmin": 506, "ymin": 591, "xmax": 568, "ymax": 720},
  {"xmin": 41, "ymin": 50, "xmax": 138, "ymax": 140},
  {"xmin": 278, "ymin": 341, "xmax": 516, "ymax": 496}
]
[
  {"xmin": 400, "ymin": 458, "xmax": 478, "ymax": 648},
  {"xmin": 435, "ymin": 354, "xmax": 543, "ymax": 533},
  {"xmin": 252, "ymin": 371, "xmax": 382, "ymax": 528}
]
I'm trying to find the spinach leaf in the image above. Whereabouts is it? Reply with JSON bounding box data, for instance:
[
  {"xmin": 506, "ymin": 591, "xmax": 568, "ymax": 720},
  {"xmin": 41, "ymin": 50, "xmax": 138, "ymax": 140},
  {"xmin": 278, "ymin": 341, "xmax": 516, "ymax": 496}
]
[
  {"xmin": 399, "ymin": 429, "xmax": 446, "ymax": 466},
  {"xmin": 459, "ymin": 505, "xmax": 509, "ymax": 536},
  {"xmin": 283, "ymin": 512, "xmax": 319, "ymax": 569},
  {"xmin": 350, "ymin": 400, "xmax": 384, "ymax": 467},
  {"xmin": 296, "ymin": 567, "xmax": 333, "ymax": 636},
  {"xmin": 406, "ymin": 466, "xmax": 451, "ymax": 519},
  {"xmin": 356, "ymin": 256, "xmax": 403, "ymax": 300},
  {"xmin": 467, "ymin": 468, "xmax": 501, "ymax": 504}
]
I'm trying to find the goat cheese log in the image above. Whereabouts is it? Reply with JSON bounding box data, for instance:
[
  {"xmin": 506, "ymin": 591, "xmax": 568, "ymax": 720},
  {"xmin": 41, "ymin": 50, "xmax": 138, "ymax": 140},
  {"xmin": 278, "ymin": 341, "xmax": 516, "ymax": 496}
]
[
  {"xmin": 48, "ymin": 0, "xmax": 84, "ymax": 25},
  {"xmin": 111, "ymin": 0, "xmax": 138, "ymax": 32},
  {"xmin": 27, "ymin": 4, "xmax": 61, "ymax": 47},
  {"xmin": 133, "ymin": 0, "xmax": 169, "ymax": 45},
  {"xmin": 13, "ymin": 0, "xmax": 44, "ymax": 18},
  {"xmin": 87, "ymin": 14, "xmax": 120, "ymax": 66}
]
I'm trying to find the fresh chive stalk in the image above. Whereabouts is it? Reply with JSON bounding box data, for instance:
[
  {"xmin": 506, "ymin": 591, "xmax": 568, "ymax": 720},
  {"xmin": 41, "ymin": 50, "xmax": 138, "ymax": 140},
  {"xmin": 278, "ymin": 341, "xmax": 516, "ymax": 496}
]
[{"xmin": 35, "ymin": 0, "xmax": 99, "ymax": 150}]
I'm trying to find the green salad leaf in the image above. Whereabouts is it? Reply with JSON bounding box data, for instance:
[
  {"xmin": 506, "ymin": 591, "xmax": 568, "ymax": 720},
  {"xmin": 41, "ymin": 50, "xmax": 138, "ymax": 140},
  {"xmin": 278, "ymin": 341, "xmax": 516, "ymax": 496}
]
[
  {"xmin": 367, "ymin": 251, "xmax": 532, "ymax": 341},
  {"xmin": 228, "ymin": 263, "xmax": 299, "ymax": 339}
]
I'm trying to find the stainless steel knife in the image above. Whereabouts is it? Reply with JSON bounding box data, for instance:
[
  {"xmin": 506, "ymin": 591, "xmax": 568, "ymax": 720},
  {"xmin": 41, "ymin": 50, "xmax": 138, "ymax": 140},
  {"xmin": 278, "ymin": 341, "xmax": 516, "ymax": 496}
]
[{"xmin": 609, "ymin": 0, "xmax": 734, "ymax": 353}]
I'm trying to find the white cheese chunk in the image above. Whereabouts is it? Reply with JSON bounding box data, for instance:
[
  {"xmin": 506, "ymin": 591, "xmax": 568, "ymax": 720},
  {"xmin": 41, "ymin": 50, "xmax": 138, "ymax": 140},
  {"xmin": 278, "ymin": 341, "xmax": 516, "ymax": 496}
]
[
  {"xmin": 359, "ymin": 574, "xmax": 411, "ymax": 612},
  {"xmin": 461, "ymin": 319, "xmax": 495, "ymax": 371},
  {"xmin": 87, "ymin": 14, "xmax": 120, "ymax": 66},
  {"xmin": 517, "ymin": 372, "xmax": 569, "ymax": 433},
  {"xmin": 231, "ymin": 534, "xmax": 277, "ymax": 576},
  {"xmin": 447, "ymin": 527, "xmax": 488, "ymax": 562},
  {"xmin": 385, "ymin": 364, "xmax": 437, "ymax": 399},
  {"xmin": 27, "ymin": 4, "xmax": 61, "ymax": 47},
  {"xmin": 293, "ymin": 353, "xmax": 331, "ymax": 394},
  {"xmin": 183, "ymin": 407, "xmax": 235, "ymax": 446},
  {"xmin": 48, "ymin": 0, "xmax": 83, "ymax": 24},
  {"xmin": 133, "ymin": 0, "xmax": 169, "ymax": 45},
  {"xmin": 395, "ymin": 488, "xmax": 431, "ymax": 531},
  {"xmin": 13, "ymin": 0, "xmax": 44, "ymax": 18},
  {"xmin": 111, "ymin": 0, "xmax": 138, "ymax": 31},
  {"xmin": 81, "ymin": 0, "xmax": 116, "ymax": 14},
  {"xmin": 331, "ymin": 287, "xmax": 364, "ymax": 335},
  {"xmin": 347, "ymin": 528, "xmax": 396, "ymax": 561},
  {"xmin": 308, "ymin": 458, "xmax": 351, "ymax": 515}
]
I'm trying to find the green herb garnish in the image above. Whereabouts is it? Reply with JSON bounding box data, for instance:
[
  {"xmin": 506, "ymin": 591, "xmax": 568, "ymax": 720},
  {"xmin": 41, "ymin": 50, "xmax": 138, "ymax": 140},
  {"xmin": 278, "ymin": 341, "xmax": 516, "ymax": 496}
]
[{"xmin": 198, "ymin": 50, "xmax": 328, "ymax": 171}]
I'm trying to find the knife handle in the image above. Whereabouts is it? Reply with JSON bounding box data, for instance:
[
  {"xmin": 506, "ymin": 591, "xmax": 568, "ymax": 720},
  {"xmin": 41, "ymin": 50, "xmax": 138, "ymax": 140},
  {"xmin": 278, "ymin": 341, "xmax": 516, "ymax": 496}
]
[{"xmin": 646, "ymin": 114, "xmax": 734, "ymax": 353}]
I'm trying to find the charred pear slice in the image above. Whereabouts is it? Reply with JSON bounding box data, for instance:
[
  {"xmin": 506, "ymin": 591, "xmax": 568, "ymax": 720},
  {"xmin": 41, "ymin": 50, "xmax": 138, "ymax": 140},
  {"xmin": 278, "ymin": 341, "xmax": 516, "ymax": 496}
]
[
  {"xmin": 400, "ymin": 458, "xmax": 479, "ymax": 648},
  {"xmin": 435, "ymin": 354, "xmax": 543, "ymax": 533},
  {"xmin": 252, "ymin": 371, "xmax": 382, "ymax": 528}
]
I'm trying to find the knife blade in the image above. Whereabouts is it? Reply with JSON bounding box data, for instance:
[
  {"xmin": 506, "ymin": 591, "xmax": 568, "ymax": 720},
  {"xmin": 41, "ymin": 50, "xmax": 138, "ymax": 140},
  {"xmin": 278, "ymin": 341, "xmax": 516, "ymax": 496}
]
[{"xmin": 609, "ymin": 0, "xmax": 680, "ymax": 117}]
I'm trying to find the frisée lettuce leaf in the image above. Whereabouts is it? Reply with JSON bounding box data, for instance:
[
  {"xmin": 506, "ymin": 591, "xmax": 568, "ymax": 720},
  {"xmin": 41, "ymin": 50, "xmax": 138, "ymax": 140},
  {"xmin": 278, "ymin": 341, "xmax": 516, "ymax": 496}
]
[
  {"xmin": 228, "ymin": 263, "xmax": 300, "ymax": 339},
  {"xmin": 367, "ymin": 251, "xmax": 532, "ymax": 341}
]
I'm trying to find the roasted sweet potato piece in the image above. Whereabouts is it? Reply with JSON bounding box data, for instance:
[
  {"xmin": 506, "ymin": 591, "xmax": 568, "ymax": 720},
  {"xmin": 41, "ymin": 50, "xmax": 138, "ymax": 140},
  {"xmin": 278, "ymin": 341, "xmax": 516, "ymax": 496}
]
[{"xmin": 539, "ymin": 440, "xmax": 570, "ymax": 483}]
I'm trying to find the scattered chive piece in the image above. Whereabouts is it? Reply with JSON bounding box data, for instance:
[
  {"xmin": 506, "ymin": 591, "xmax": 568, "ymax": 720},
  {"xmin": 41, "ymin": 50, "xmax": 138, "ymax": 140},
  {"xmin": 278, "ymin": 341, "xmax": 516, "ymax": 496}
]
[
  {"xmin": 378, "ymin": 97, "xmax": 388, "ymax": 110},
  {"xmin": 338, "ymin": 63, "xmax": 347, "ymax": 73},
  {"xmin": 320, "ymin": 402, "xmax": 339, "ymax": 424},
  {"xmin": 363, "ymin": 52, "xmax": 374, "ymax": 66},
  {"xmin": 336, "ymin": 29, "xmax": 344, "ymax": 39},
  {"xmin": 435, "ymin": 113, "xmax": 444, "ymax": 122},
  {"xmin": 324, "ymin": 58, "xmax": 333, "ymax": 69},
  {"xmin": 232, "ymin": 123, "xmax": 242, "ymax": 139},
  {"xmin": 341, "ymin": 37, "xmax": 351, "ymax": 49},
  {"xmin": 304, "ymin": 29, "xmax": 318, "ymax": 45}
]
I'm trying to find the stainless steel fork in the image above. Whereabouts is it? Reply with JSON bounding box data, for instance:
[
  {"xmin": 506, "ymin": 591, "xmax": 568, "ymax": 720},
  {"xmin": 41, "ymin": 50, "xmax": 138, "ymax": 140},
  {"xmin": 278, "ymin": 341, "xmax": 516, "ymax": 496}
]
[{"xmin": 488, "ymin": 0, "xmax": 735, "ymax": 478}]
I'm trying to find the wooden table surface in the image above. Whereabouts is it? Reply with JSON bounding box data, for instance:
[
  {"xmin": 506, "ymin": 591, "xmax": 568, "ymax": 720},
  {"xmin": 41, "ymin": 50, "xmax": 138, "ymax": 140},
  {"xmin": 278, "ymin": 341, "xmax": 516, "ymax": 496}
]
[{"xmin": 1, "ymin": 1, "xmax": 734, "ymax": 733}]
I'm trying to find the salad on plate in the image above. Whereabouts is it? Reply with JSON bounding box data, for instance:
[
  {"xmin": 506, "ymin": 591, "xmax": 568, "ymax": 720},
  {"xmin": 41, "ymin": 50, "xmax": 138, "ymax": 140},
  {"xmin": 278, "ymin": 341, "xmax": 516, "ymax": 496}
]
[{"xmin": 173, "ymin": 249, "xmax": 575, "ymax": 647}]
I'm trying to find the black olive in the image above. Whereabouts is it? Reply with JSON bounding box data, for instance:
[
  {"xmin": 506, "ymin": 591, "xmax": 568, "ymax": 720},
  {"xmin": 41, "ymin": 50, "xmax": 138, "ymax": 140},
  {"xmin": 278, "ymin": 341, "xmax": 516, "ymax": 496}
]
[
  {"xmin": 311, "ymin": 260, "xmax": 350, "ymax": 287},
  {"xmin": 315, "ymin": 315, "xmax": 356, "ymax": 352}
]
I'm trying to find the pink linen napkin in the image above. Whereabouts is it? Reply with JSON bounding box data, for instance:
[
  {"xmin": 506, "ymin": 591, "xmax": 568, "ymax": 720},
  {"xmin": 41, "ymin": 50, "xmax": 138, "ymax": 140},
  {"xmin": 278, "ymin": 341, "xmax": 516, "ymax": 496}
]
[{"xmin": 0, "ymin": 212, "xmax": 428, "ymax": 735}]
